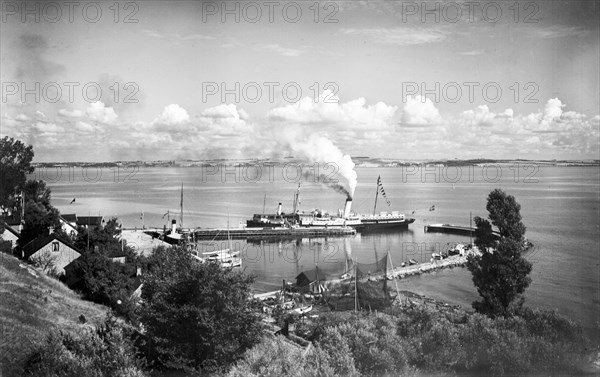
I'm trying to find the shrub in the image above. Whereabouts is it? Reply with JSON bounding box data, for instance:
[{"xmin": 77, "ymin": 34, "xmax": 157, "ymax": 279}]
[{"xmin": 22, "ymin": 314, "xmax": 146, "ymax": 377}]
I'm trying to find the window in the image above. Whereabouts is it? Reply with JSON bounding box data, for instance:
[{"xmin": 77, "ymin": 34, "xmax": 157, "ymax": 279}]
[{"xmin": 52, "ymin": 241, "xmax": 59, "ymax": 252}]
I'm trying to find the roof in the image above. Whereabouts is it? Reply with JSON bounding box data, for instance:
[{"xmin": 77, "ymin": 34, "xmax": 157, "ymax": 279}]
[
  {"xmin": 1, "ymin": 221, "xmax": 20, "ymax": 238},
  {"xmin": 61, "ymin": 214, "xmax": 78, "ymax": 223},
  {"xmin": 295, "ymin": 266, "xmax": 327, "ymax": 287},
  {"xmin": 22, "ymin": 234, "xmax": 82, "ymax": 259},
  {"xmin": 77, "ymin": 216, "xmax": 103, "ymax": 227}
]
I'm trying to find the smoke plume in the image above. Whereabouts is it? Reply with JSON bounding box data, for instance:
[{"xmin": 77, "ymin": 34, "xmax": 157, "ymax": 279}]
[
  {"xmin": 285, "ymin": 133, "xmax": 357, "ymax": 198},
  {"xmin": 301, "ymin": 171, "xmax": 352, "ymax": 199}
]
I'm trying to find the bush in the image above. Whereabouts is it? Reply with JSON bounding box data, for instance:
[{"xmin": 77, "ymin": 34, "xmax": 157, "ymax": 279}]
[
  {"xmin": 23, "ymin": 314, "xmax": 146, "ymax": 377},
  {"xmin": 139, "ymin": 246, "xmax": 263, "ymax": 373}
]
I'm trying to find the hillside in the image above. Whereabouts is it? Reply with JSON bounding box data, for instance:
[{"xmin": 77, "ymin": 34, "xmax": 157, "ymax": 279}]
[{"xmin": 0, "ymin": 253, "xmax": 108, "ymax": 376}]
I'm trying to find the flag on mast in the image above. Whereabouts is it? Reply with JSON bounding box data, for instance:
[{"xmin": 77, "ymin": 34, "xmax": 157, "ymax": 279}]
[{"xmin": 377, "ymin": 175, "xmax": 391, "ymax": 206}]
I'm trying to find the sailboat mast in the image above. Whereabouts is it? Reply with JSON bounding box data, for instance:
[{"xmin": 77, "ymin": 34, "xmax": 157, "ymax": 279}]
[
  {"xmin": 263, "ymin": 194, "xmax": 266, "ymax": 214},
  {"xmin": 180, "ymin": 182, "xmax": 183, "ymax": 230},
  {"xmin": 373, "ymin": 179, "xmax": 379, "ymax": 215},
  {"xmin": 227, "ymin": 210, "xmax": 232, "ymax": 250},
  {"xmin": 469, "ymin": 211, "xmax": 473, "ymax": 245},
  {"xmin": 354, "ymin": 261, "xmax": 358, "ymax": 312},
  {"xmin": 387, "ymin": 251, "xmax": 401, "ymax": 305}
]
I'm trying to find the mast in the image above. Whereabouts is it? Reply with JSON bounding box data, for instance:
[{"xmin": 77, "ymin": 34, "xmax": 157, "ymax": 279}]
[
  {"xmin": 180, "ymin": 182, "xmax": 183, "ymax": 230},
  {"xmin": 373, "ymin": 177, "xmax": 379, "ymax": 215},
  {"xmin": 262, "ymin": 194, "xmax": 266, "ymax": 214},
  {"xmin": 469, "ymin": 211, "xmax": 473, "ymax": 245},
  {"xmin": 387, "ymin": 251, "xmax": 402, "ymax": 305},
  {"xmin": 227, "ymin": 210, "xmax": 231, "ymax": 250},
  {"xmin": 354, "ymin": 260, "xmax": 358, "ymax": 312},
  {"xmin": 293, "ymin": 182, "xmax": 300, "ymax": 214}
]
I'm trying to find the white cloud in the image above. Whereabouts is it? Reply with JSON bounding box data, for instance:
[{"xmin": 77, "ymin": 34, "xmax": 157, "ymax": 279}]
[
  {"xmin": 201, "ymin": 104, "xmax": 243, "ymax": 119},
  {"xmin": 260, "ymin": 44, "xmax": 304, "ymax": 57},
  {"xmin": 340, "ymin": 27, "xmax": 446, "ymax": 45},
  {"xmin": 155, "ymin": 104, "xmax": 190, "ymax": 125},
  {"xmin": 58, "ymin": 108, "xmax": 84, "ymax": 117},
  {"xmin": 268, "ymin": 90, "xmax": 397, "ymax": 132},
  {"xmin": 86, "ymin": 101, "xmax": 118, "ymax": 124},
  {"xmin": 533, "ymin": 25, "xmax": 590, "ymax": 39},
  {"xmin": 402, "ymin": 95, "xmax": 442, "ymax": 125}
]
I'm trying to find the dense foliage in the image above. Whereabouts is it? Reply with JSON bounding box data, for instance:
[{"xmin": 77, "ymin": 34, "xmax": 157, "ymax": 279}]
[
  {"xmin": 467, "ymin": 189, "xmax": 532, "ymax": 317},
  {"xmin": 23, "ymin": 314, "xmax": 147, "ymax": 377},
  {"xmin": 18, "ymin": 181, "xmax": 65, "ymax": 248},
  {"xmin": 139, "ymin": 246, "xmax": 263, "ymax": 373},
  {"xmin": 0, "ymin": 136, "xmax": 34, "ymax": 206},
  {"xmin": 230, "ymin": 307, "xmax": 590, "ymax": 377}
]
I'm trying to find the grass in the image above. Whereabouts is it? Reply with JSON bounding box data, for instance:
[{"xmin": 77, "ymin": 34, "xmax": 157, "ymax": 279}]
[{"xmin": 0, "ymin": 252, "xmax": 108, "ymax": 377}]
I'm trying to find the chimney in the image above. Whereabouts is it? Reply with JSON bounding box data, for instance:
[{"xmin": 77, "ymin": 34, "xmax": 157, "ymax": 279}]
[
  {"xmin": 172, "ymin": 219, "xmax": 177, "ymax": 234},
  {"xmin": 343, "ymin": 199, "xmax": 352, "ymax": 219},
  {"xmin": 277, "ymin": 203, "xmax": 282, "ymax": 216},
  {"xmin": 48, "ymin": 226, "xmax": 54, "ymax": 235},
  {"xmin": 136, "ymin": 266, "xmax": 142, "ymax": 277}
]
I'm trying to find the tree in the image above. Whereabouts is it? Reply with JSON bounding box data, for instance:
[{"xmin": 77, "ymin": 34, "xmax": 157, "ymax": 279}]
[
  {"xmin": 467, "ymin": 190, "xmax": 532, "ymax": 317},
  {"xmin": 485, "ymin": 188, "xmax": 526, "ymax": 241},
  {"xmin": 139, "ymin": 246, "xmax": 263, "ymax": 372},
  {"xmin": 17, "ymin": 195, "xmax": 64, "ymax": 250},
  {"xmin": 0, "ymin": 137, "xmax": 34, "ymax": 207}
]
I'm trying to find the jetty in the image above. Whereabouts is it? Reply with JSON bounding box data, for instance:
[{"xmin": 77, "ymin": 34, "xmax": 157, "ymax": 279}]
[
  {"xmin": 192, "ymin": 226, "xmax": 356, "ymax": 240},
  {"xmin": 424, "ymin": 223, "xmax": 500, "ymax": 238}
]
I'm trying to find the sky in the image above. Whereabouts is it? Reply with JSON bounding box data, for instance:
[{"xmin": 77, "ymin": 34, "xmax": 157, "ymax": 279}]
[{"xmin": 1, "ymin": 0, "xmax": 599, "ymax": 162}]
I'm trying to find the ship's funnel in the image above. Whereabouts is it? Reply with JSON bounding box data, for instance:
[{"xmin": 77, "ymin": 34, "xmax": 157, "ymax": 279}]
[
  {"xmin": 343, "ymin": 199, "xmax": 352, "ymax": 218},
  {"xmin": 172, "ymin": 219, "xmax": 177, "ymax": 234},
  {"xmin": 277, "ymin": 203, "xmax": 282, "ymax": 216}
]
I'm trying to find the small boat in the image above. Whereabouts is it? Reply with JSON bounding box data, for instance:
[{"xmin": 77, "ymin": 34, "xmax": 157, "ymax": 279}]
[
  {"xmin": 409, "ymin": 258, "xmax": 418, "ymax": 265},
  {"xmin": 291, "ymin": 305, "xmax": 313, "ymax": 315},
  {"xmin": 432, "ymin": 253, "xmax": 442, "ymax": 260},
  {"xmin": 401, "ymin": 262, "xmax": 406, "ymax": 267}
]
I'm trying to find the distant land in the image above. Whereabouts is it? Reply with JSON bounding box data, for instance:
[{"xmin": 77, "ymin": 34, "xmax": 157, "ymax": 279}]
[{"xmin": 31, "ymin": 157, "xmax": 600, "ymax": 168}]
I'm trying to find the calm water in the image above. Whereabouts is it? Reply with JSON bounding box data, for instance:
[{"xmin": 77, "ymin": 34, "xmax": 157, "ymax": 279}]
[{"xmin": 37, "ymin": 164, "xmax": 600, "ymax": 339}]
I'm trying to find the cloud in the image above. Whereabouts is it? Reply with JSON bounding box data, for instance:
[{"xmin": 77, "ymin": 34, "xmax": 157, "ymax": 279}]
[
  {"xmin": 533, "ymin": 25, "xmax": 590, "ymax": 39},
  {"xmin": 142, "ymin": 29, "xmax": 215, "ymax": 41},
  {"xmin": 86, "ymin": 101, "xmax": 118, "ymax": 124},
  {"xmin": 340, "ymin": 27, "xmax": 446, "ymax": 45},
  {"xmin": 201, "ymin": 104, "xmax": 243, "ymax": 119},
  {"xmin": 268, "ymin": 90, "xmax": 397, "ymax": 132},
  {"xmin": 58, "ymin": 109, "xmax": 84, "ymax": 118},
  {"xmin": 402, "ymin": 95, "xmax": 442, "ymax": 125},
  {"xmin": 259, "ymin": 44, "xmax": 305, "ymax": 57},
  {"xmin": 460, "ymin": 49, "xmax": 484, "ymax": 56},
  {"xmin": 154, "ymin": 104, "xmax": 190, "ymax": 126}
]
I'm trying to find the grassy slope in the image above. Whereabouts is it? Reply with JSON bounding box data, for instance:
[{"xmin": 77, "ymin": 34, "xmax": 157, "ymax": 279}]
[{"xmin": 0, "ymin": 252, "xmax": 108, "ymax": 376}]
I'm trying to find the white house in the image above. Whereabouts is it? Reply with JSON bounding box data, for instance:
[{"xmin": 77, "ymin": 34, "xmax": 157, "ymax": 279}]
[{"xmin": 22, "ymin": 234, "xmax": 81, "ymax": 276}]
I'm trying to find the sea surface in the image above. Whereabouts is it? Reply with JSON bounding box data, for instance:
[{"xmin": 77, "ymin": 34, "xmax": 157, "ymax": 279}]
[{"xmin": 37, "ymin": 164, "xmax": 600, "ymax": 340}]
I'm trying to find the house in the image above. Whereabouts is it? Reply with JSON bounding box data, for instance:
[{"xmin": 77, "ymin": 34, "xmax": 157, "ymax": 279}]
[
  {"xmin": 22, "ymin": 234, "xmax": 82, "ymax": 276},
  {"xmin": 59, "ymin": 214, "xmax": 79, "ymax": 237},
  {"xmin": 77, "ymin": 216, "xmax": 104, "ymax": 229},
  {"xmin": 295, "ymin": 266, "xmax": 328, "ymax": 294},
  {"xmin": 0, "ymin": 221, "xmax": 21, "ymax": 251}
]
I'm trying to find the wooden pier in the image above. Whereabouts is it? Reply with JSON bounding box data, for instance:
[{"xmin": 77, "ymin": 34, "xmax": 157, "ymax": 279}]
[
  {"xmin": 192, "ymin": 226, "xmax": 357, "ymax": 240},
  {"xmin": 424, "ymin": 223, "xmax": 500, "ymax": 238}
]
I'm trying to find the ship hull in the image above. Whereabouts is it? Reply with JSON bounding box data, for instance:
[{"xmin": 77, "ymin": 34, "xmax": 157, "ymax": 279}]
[{"xmin": 355, "ymin": 218, "xmax": 415, "ymax": 232}]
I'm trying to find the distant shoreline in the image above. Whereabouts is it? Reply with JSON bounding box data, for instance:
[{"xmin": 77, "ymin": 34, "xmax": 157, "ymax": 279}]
[{"xmin": 30, "ymin": 159, "xmax": 600, "ymax": 168}]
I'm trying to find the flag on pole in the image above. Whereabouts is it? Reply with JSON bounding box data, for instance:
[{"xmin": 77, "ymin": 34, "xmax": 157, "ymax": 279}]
[
  {"xmin": 429, "ymin": 205, "xmax": 436, "ymax": 211},
  {"xmin": 70, "ymin": 198, "xmax": 76, "ymax": 204},
  {"xmin": 377, "ymin": 175, "xmax": 391, "ymax": 206}
]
